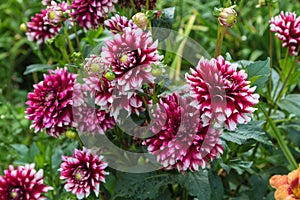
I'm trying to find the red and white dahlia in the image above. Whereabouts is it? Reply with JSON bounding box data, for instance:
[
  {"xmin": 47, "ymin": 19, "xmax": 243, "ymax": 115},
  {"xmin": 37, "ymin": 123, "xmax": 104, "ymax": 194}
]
[
  {"xmin": 59, "ymin": 147, "xmax": 108, "ymax": 199},
  {"xmin": 185, "ymin": 56, "xmax": 259, "ymax": 131},
  {"xmin": 101, "ymin": 28, "xmax": 162, "ymax": 93},
  {"xmin": 44, "ymin": 1, "xmax": 70, "ymax": 26},
  {"xmin": 72, "ymin": 83, "xmax": 116, "ymax": 135},
  {"xmin": 26, "ymin": 9, "xmax": 61, "ymax": 44},
  {"xmin": 83, "ymin": 54, "xmax": 107, "ymax": 77},
  {"xmin": 0, "ymin": 164, "xmax": 52, "ymax": 200},
  {"xmin": 83, "ymin": 76, "xmax": 115, "ymax": 110},
  {"xmin": 105, "ymin": 14, "xmax": 138, "ymax": 34},
  {"xmin": 70, "ymin": 0, "xmax": 117, "ymax": 31},
  {"xmin": 270, "ymin": 11, "xmax": 300, "ymax": 56},
  {"xmin": 26, "ymin": 67, "xmax": 77, "ymax": 137},
  {"xmin": 143, "ymin": 93, "xmax": 223, "ymax": 171}
]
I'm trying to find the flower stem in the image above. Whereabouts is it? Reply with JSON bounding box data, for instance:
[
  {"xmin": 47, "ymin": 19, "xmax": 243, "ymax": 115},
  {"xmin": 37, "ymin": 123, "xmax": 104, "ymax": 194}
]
[
  {"xmin": 214, "ymin": 24, "xmax": 225, "ymax": 57},
  {"xmin": 259, "ymin": 104, "xmax": 297, "ymax": 169},
  {"xmin": 63, "ymin": 24, "xmax": 74, "ymax": 54}
]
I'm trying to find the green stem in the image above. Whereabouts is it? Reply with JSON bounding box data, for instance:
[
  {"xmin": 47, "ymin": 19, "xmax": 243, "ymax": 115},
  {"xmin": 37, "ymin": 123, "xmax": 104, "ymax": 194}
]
[
  {"xmin": 271, "ymin": 48, "xmax": 289, "ymax": 103},
  {"xmin": 214, "ymin": 24, "xmax": 225, "ymax": 57},
  {"xmin": 76, "ymin": 132, "xmax": 84, "ymax": 149},
  {"xmin": 60, "ymin": 47, "xmax": 71, "ymax": 64},
  {"xmin": 274, "ymin": 55, "xmax": 298, "ymax": 106},
  {"xmin": 72, "ymin": 18, "xmax": 81, "ymax": 52},
  {"xmin": 63, "ymin": 24, "xmax": 74, "ymax": 54},
  {"xmin": 268, "ymin": 6, "xmax": 273, "ymax": 98},
  {"xmin": 259, "ymin": 104, "xmax": 297, "ymax": 169}
]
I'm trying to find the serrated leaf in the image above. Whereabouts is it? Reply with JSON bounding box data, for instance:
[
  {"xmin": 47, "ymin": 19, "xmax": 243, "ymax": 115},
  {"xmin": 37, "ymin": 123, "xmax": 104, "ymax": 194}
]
[
  {"xmin": 23, "ymin": 64, "xmax": 53, "ymax": 75},
  {"xmin": 221, "ymin": 121, "xmax": 271, "ymax": 145},
  {"xmin": 179, "ymin": 171, "xmax": 211, "ymax": 199},
  {"xmin": 277, "ymin": 94, "xmax": 300, "ymax": 116},
  {"xmin": 246, "ymin": 58, "xmax": 270, "ymax": 91}
]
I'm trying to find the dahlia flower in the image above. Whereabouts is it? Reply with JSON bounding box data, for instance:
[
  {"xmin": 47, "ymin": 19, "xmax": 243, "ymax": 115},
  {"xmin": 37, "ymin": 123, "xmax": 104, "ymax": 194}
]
[
  {"xmin": 118, "ymin": 0, "xmax": 157, "ymax": 11},
  {"xmin": 72, "ymin": 83, "xmax": 115, "ymax": 135},
  {"xmin": 109, "ymin": 92, "xmax": 151, "ymax": 121},
  {"xmin": 44, "ymin": 1, "xmax": 69, "ymax": 26},
  {"xmin": 185, "ymin": 56, "xmax": 259, "ymax": 131},
  {"xmin": 26, "ymin": 9, "xmax": 61, "ymax": 44},
  {"xmin": 83, "ymin": 54, "xmax": 107, "ymax": 77},
  {"xmin": 0, "ymin": 164, "xmax": 52, "ymax": 200},
  {"xmin": 70, "ymin": 0, "xmax": 117, "ymax": 30},
  {"xmin": 83, "ymin": 76, "xmax": 115, "ymax": 110},
  {"xmin": 26, "ymin": 67, "xmax": 77, "ymax": 137},
  {"xmin": 143, "ymin": 93, "xmax": 224, "ymax": 171},
  {"xmin": 59, "ymin": 147, "xmax": 108, "ymax": 199},
  {"xmin": 104, "ymin": 14, "xmax": 138, "ymax": 34},
  {"xmin": 270, "ymin": 164, "xmax": 300, "ymax": 200},
  {"xmin": 101, "ymin": 28, "xmax": 162, "ymax": 93},
  {"xmin": 270, "ymin": 11, "xmax": 300, "ymax": 56}
]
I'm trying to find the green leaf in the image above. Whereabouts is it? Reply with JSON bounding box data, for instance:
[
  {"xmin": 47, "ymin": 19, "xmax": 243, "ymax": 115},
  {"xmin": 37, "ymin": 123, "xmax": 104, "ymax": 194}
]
[
  {"xmin": 209, "ymin": 170, "xmax": 224, "ymax": 200},
  {"xmin": 246, "ymin": 58, "xmax": 270, "ymax": 91},
  {"xmin": 23, "ymin": 64, "xmax": 53, "ymax": 75},
  {"xmin": 278, "ymin": 94, "xmax": 300, "ymax": 116},
  {"xmin": 10, "ymin": 144, "xmax": 28, "ymax": 156},
  {"xmin": 179, "ymin": 171, "xmax": 211, "ymax": 199},
  {"xmin": 221, "ymin": 121, "xmax": 272, "ymax": 145}
]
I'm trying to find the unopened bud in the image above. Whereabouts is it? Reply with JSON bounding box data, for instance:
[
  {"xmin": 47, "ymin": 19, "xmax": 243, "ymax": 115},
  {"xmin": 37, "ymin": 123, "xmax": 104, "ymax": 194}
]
[
  {"xmin": 104, "ymin": 70, "xmax": 116, "ymax": 81},
  {"xmin": 218, "ymin": 6, "xmax": 237, "ymax": 28},
  {"xmin": 20, "ymin": 23, "xmax": 27, "ymax": 32},
  {"xmin": 66, "ymin": 130, "xmax": 77, "ymax": 139},
  {"xmin": 132, "ymin": 12, "xmax": 148, "ymax": 30}
]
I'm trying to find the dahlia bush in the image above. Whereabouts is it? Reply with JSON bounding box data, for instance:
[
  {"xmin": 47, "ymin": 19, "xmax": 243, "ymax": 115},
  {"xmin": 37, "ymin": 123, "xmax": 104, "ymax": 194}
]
[{"xmin": 3, "ymin": 0, "xmax": 300, "ymax": 199}]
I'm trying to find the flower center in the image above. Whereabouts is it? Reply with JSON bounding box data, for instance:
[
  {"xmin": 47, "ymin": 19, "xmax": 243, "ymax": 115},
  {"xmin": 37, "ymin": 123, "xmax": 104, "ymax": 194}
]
[
  {"xmin": 45, "ymin": 91, "xmax": 55, "ymax": 101},
  {"xmin": 8, "ymin": 187, "xmax": 24, "ymax": 200},
  {"xmin": 48, "ymin": 11, "xmax": 56, "ymax": 20},
  {"xmin": 120, "ymin": 54, "xmax": 129, "ymax": 63},
  {"xmin": 73, "ymin": 167, "xmax": 90, "ymax": 182},
  {"xmin": 90, "ymin": 63, "xmax": 101, "ymax": 73}
]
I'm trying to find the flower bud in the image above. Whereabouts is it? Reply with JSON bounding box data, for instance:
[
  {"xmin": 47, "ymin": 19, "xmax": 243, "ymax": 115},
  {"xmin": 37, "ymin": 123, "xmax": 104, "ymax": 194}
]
[
  {"xmin": 66, "ymin": 130, "xmax": 77, "ymax": 139},
  {"xmin": 132, "ymin": 12, "xmax": 148, "ymax": 30},
  {"xmin": 218, "ymin": 6, "xmax": 237, "ymax": 28},
  {"xmin": 104, "ymin": 70, "xmax": 116, "ymax": 81},
  {"xmin": 20, "ymin": 23, "xmax": 27, "ymax": 32}
]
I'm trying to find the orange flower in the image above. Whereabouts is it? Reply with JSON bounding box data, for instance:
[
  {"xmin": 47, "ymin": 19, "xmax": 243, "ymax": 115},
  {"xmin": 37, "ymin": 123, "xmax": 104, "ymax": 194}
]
[{"xmin": 270, "ymin": 165, "xmax": 300, "ymax": 200}]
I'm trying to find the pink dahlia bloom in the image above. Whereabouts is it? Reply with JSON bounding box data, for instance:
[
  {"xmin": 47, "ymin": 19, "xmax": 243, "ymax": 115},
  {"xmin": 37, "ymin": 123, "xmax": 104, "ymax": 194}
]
[
  {"xmin": 70, "ymin": 0, "xmax": 117, "ymax": 31},
  {"xmin": 59, "ymin": 147, "xmax": 108, "ymax": 199},
  {"xmin": 83, "ymin": 76, "xmax": 115, "ymax": 110},
  {"xmin": 143, "ymin": 93, "xmax": 223, "ymax": 171},
  {"xmin": 44, "ymin": 1, "xmax": 70, "ymax": 26},
  {"xmin": 26, "ymin": 67, "xmax": 77, "ymax": 137},
  {"xmin": 0, "ymin": 164, "xmax": 52, "ymax": 200},
  {"xmin": 101, "ymin": 28, "xmax": 162, "ymax": 93},
  {"xmin": 26, "ymin": 9, "xmax": 61, "ymax": 44},
  {"xmin": 185, "ymin": 56, "xmax": 259, "ymax": 131},
  {"xmin": 109, "ymin": 92, "xmax": 151, "ymax": 121},
  {"xmin": 72, "ymin": 83, "xmax": 115, "ymax": 135},
  {"xmin": 270, "ymin": 11, "xmax": 300, "ymax": 56},
  {"xmin": 104, "ymin": 14, "xmax": 138, "ymax": 34},
  {"xmin": 83, "ymin": 54, "xmax": 107, "ymax": 77}
]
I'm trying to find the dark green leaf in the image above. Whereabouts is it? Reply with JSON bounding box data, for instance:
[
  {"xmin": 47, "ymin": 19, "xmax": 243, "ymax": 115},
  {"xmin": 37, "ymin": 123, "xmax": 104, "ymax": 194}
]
[
  {"xmin": 209, "ymin": 170, "xmax": 224, "ymax": 200},
  {"xmin": 23, "ymin": 64, "xmax": 53, "ymax": 75},
  {"xmin": 221, "ymin": 121, "xmax": 271, "ymax": 145},
  {"xmin": 278, "ymin": 94, "xmax": 300, "ymax": 116},
  {"xmin": 179, "ymin": 171, "xmax": 211, "ymax": 199},
  {"xmin": 246, "ymin": 58, "xmax": 270, "ymax": 91}
]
